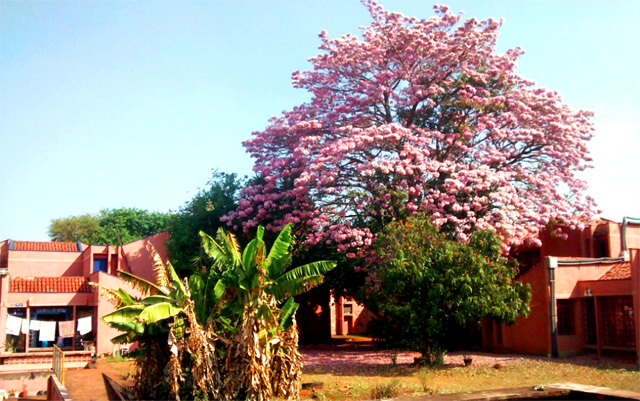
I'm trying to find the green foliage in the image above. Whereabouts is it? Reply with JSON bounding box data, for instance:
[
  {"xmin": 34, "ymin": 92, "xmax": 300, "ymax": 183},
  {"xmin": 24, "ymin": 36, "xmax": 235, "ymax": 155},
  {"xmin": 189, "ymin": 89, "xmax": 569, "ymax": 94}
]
[
  {"xmin": 101, "ymin": 224, "xmax": 336, "ymax": 400},
  {"xmin": 48, "ymin": 208, "xmax": 170, "ymax": 245},
  {"xmin": 166, "ymin": 170, "xmax": 247, "ymax": 276},
  {"xmin": 363, "ymin": 216, "xmax": 531, "ymax": 359},
  {"xmin": 48, "ymin": 214, "xmax": 101, "ymax": 242},
  {"xmin": 370, "ymin": 380, "xmax": 403, "ymax": 399}
]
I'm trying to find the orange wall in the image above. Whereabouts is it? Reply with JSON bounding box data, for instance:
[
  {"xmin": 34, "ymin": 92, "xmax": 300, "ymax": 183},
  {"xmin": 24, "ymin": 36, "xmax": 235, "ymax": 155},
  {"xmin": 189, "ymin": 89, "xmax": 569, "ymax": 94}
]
[{"xmin": 500, "ymin": 264, "xmax": 550, "ymax": 355}]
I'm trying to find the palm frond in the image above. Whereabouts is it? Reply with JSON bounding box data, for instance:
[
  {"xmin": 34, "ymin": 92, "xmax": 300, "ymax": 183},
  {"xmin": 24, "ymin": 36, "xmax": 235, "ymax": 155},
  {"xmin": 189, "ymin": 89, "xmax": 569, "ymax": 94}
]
[
  {"xmin": 147, "ymin": 242, "xmax": 170, "ymax": 290},
  {"xmin": 90, "ymin": 283, "xmax": 139, "ymax": 307},
  {"xmin": 224, "ymin": 231, "xmax": 242, "ymax": 267},
  {"xmin": 118, "ymin": 270, "xmax": 169, "ymax": 297}
]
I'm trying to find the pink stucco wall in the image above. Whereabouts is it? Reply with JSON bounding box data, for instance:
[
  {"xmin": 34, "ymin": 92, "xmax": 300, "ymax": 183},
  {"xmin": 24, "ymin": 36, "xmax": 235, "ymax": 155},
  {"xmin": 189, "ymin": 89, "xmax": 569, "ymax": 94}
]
[
  {"xmin": 330, "ymin": 295, "xmax": 374, "ymax": 336},
  {"xmin": 0, "ymin": 233, "xmax": 168, "ymax": 358},
  {"xmin": 7, "ymin": 251, "xmax": 83, "ymax": 277}
]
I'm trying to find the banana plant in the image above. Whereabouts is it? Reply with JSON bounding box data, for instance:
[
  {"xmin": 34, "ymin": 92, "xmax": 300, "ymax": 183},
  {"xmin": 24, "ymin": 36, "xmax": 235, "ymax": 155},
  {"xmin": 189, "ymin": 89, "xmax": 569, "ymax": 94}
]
[
  {"xmin": 198, "ymin": 223, "xmax": 336, "ymax": 330},
  {"xmin": 100, "ymin": 224, "xmax": 336, "ymax": 401},
  {"xmin": 101, "ymin": 243, "xmax": 188, "ymax": 344}
]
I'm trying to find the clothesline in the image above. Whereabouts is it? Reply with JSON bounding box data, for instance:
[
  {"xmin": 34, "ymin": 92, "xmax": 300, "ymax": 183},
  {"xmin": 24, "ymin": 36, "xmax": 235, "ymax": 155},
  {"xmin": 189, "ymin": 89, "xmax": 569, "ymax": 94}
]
[{"xmin": 5, "ymin": 315, "xmax": 92, "ymax": 342}]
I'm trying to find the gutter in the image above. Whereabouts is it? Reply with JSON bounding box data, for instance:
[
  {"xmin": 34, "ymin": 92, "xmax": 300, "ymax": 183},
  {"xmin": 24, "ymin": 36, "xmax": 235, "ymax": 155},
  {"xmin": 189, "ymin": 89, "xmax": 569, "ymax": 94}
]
[
  {"xmin": 621, "ymin": 216, "xmax": 640, "ymax": 257},
  {"xmin": 546, "ymin": 256, "xmax": 559, "ymax": 358}
]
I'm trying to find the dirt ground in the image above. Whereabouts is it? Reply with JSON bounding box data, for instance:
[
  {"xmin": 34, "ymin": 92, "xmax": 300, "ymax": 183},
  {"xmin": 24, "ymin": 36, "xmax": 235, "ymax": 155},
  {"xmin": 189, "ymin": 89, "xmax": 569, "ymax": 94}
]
[
  {"xmin": 64, "ymin": 360, "xmax": 133, "ymax": 401},
  {"xmin": 63, "ymin": 338, "xmax": 638, "ymax": 400},
  {"xmin": 300, "ymin": 337, "xmax": 637, "ymax": 372}
]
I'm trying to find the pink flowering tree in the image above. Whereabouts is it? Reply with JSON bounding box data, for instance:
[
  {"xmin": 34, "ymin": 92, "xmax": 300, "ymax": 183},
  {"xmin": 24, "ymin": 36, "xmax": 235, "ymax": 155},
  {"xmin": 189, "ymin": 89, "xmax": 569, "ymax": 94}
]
[{"xmin": 224, "ymin": 1, "xmax": 596, "ymax": 257}]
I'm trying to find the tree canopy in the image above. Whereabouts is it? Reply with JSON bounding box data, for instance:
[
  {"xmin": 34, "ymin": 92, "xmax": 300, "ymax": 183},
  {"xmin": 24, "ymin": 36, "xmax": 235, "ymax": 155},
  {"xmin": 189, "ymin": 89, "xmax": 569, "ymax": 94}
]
[
  {"xmin": 363, "ymin": 215, "xmax": 531, "ymax": 362},
  {"xmin": 49, "ymin": 208, "xmax": 170, "ymax": 245},
  {"xmin": 224, "ymin": 1, "xmax": 595, "ymax": 256},
  {"xmin": 166, "ymin": 170, "xmax": 247, "ymax": 275}
]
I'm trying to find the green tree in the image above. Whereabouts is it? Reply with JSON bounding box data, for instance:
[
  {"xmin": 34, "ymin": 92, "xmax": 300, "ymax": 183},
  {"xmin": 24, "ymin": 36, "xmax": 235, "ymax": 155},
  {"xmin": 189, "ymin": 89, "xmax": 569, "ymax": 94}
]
[
  {"xmin": 101, "ymin": 223, "xmax": 335, "ymax": 400},
  {"xmin": 48, "ymin": 208, "xmax": 170, "ymax": 245},
  {"xmin": 48, "ymin": 214, "xmax": 101, "ymax": 242},
  {"xmin": 363, "ymin": 216, "xmax": 531, "ymax": 364},
  {"xmin": 167, "ymin": 170, "xmax": 247, "ymax": 276},
  {"xmin": 95, "ymin": 208, "xmax": 171, "ymax": 244}
]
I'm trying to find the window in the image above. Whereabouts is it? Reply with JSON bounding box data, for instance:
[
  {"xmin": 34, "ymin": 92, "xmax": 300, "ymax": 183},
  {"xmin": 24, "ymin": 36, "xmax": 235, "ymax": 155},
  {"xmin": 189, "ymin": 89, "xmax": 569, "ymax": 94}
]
[
  {"xmin": 93, "ymin": 256, "xmax": 108, "ymax": 273},
  {"xmin": 593, "ymin": 236, "xmax": 609, "ymax": 258},
  {"xmin": 600, "ymin": 296, "xmax": 635, "ymax": 348},
  {"xmin": 29, "ymin": 307, "xmax": 73, "ymax": 349},
  {"xmin": 5, "ymin": 308, "xmax": 27, "ymax": 353},
  {"xmin": 557, "ymin": 299, "xmax": 576, "ymax": 335},
  {"xmin": 343, "ymin": 304, "xmax": 353, "ymax": 315}
]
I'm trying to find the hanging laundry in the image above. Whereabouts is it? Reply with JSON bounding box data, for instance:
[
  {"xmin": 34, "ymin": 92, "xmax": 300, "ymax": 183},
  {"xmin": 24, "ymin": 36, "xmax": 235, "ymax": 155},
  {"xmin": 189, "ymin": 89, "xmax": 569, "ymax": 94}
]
[
  {"xmin": 21, "ymin": 319, "xmax": 29, "ymax": 334},
  {"xmin": 58, "ymin": 320, "xmax": 74, "ymax": 338},
  {"xmin": 77, "ymin": 316, "xmax": 92, "ymax": 335},
  {"xmin": 29, "ymin": 319, "xmax": 41, "ymax": 331},
  {"xmin": 39, "ymin": 321, "xmax": 56, "ymax": 342},
  {"xmin": 6, "ymin": 315, "xmax": 21, "ymax": 336}
]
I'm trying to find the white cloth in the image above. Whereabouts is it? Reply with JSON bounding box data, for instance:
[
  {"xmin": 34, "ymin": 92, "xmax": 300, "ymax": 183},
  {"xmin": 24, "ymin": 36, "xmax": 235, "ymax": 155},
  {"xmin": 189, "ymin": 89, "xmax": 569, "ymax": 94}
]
[
  {"xmin": 58, "ymin": 320, "xmax": 74, "ymax": 338},
  {"xmin": 77, "ymin": 316, "xmax": 92, "ymax": 335},
  {"xmin": 20, "ymin": 319, "xmax": 29, "ymax": 334},
  {"xmin": 6, "ymin": 315, "xmax": 21, "ymax": 336},
  {"xmin": 39, "ymin": 321, "xmax": 56, "ymax": 342},
  {"xmin": 29, "ymin": 319, "xmax": 41, "ymax": 331}
]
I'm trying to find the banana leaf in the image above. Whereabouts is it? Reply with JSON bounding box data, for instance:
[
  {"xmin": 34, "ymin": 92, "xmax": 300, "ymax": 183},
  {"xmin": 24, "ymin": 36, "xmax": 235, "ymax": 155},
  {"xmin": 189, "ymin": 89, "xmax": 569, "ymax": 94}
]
[
  {"xmin": 117, "ymin": 270, "xmax": 169, "ymax": 297},
  {"xmin": 278, "ymin": 297, "xmax": 299, "ymax": 331},
  {"xmin": 110, "ymin": 332, "xmax": 138, "ymax": 344},
  {"xmin": 114, "ymin": 288, "xmax": 137, "ymax": 306},
  {"xmin": 102, "ymin": 305, "xmax": 145, "ymax": 323},
  {"xmin": 269, "ymin": 275, "xmax": 325, "ymax": 301},
  {"xmin": 138, "ymin": 302, "xmax": 182, "ymax": 323},
  {"xmin": 141, "ymin": 295, "xmax": 179, "ymax": 306},
  {"xmin": 274, "ymin": 260, "xmax": 336, "ymax": 282},
  {"xmin": 265, "ymin": 223, "xmax": 293, "ymax": 277}
]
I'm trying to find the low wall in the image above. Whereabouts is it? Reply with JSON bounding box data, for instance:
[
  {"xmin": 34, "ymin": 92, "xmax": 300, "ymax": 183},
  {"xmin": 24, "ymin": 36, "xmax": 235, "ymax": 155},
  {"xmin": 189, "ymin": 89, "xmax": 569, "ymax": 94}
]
[
  {"xmin": 47, "ymin": 375, "xmax": 72, "ymax": 401},
  {"xmin": 0, "ymin": 371, "xmax": 50, "ymax": 397},
  {"xmin": 0, "ymin": 351, "xmax": 91, "ymax": 365}
]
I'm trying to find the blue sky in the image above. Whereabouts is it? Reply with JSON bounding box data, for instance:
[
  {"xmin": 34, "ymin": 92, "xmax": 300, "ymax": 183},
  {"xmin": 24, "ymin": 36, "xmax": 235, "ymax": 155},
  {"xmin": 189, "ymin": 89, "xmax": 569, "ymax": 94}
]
[{"xmin": 1, "ymin": 1, "xmax": 639, "ymax": 241}]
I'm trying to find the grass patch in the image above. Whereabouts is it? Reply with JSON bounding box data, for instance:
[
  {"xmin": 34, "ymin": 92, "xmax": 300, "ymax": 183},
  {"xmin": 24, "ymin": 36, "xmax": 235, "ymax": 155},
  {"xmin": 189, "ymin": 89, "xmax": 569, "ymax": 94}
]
[
  {"xmin": 300, "ymin": 359, "xmax": 639, "ymax": 400},
  {"xmin": 370, "ymin": 379, "xmax": 402, "ymax": 399}
]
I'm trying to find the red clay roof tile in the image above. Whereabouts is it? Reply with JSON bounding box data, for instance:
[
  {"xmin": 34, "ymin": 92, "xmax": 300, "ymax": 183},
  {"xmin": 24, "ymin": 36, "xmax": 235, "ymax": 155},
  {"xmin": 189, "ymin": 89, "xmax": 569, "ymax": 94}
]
[
  {"xmin": 598, "ymin": 262, "xmax": 631, "ymax": 281},
  {"xmin": 12, "ymin": 241, "xmax": 79, "ymax": 252},
  {"xmin": 9, "ymin": 277, "xmax": 93, "ymax": 293}
]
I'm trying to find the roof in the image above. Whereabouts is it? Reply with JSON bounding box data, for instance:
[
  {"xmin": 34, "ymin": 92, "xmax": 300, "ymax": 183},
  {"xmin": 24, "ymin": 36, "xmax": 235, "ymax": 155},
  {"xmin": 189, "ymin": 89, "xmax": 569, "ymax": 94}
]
[
  {"xmin": 9, "ymin": 277, "xmax": 94, "ymax": 293},
  {"xmin": 11, "ymin": 241, "xmax": 81, "ymax": 252},
  {"xmin": 598, "ymin": 262, "xmax": 632, "ymax": 281}
]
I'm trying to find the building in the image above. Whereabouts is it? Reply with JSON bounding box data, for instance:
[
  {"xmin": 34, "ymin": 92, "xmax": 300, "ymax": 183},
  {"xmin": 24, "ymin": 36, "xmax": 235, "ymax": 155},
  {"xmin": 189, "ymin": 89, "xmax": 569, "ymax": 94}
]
[
  {"xmin": 0, "ymin": 233, "xmax": 168, "ymax": 367},
  {"xmin": 484, "ymin": 217, "xmax": 640, "ymax": 365},
  {"xmin": 329, "ymin": 295, "xmax": 374, "ymax": 336}
]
